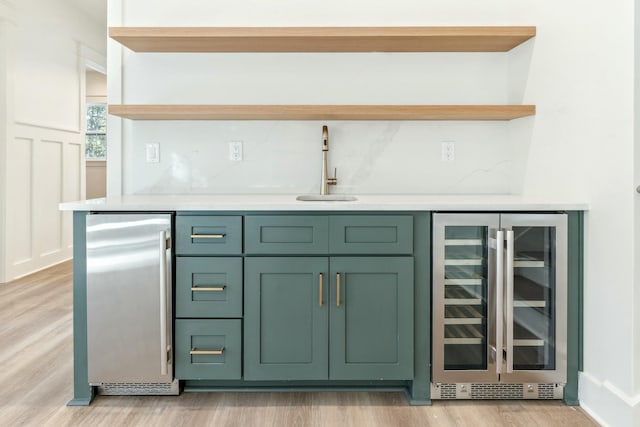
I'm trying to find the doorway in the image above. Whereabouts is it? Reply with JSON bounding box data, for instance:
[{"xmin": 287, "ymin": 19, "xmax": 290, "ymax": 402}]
[{"xmin": 85, "ymin": 68, "xmax": 107, "ymax": 199}]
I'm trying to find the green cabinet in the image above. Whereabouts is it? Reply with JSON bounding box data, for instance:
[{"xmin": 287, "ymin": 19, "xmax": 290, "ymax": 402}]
[
  {"xmin": 244, "ymin": 257, "xmax": 329, "ymax": 380},
  {"xmin": 244, "ymin": 256, "xmax": 414, "ymax": 381},
  {"xmin": 330, "ymin": 257, "xmax": 414, "ymax": 380},
  {"xmin": 171, "ymin": 215, "xmax": 419, "ymax": 385},
  {"xmin": 174, "ymin": 214, "xmax": 244, "ymax": 380}
]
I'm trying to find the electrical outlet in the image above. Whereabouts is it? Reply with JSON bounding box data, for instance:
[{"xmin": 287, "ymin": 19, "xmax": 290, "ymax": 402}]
[
  {"xmin": 441, "ymin": 141, "xmax": 455, "ymax": 162},
  {"xmin": 145, "ymin": 143, "xmax": 160, "ymax": 163},
  {"xmin": 229, "ymin": 141, "xmax": 243, "ymax": 161}
]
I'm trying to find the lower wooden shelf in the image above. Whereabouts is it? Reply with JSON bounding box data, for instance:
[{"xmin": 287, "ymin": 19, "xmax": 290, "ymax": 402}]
[{"xmin": 108, "ymin": 104, "xmax": 536, "ymax": 121}]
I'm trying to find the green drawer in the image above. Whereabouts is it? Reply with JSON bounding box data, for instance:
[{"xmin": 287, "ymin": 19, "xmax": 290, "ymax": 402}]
[
  {"xmin": 329, "ymin": 215, "xmax": 413, "ymax": 254},
  {"xmin": 244, "ymin": 216, "xmax": 328, "ymax": 254},
  {"xmin": 176, "ymin": 216, "xmax": 242, "ymax": 255},
  {"xmin": 175, "ymin": 319, "xmax": 241, "ymax": 380},
  {"xmin": 176, "ymin": 257, "xmax": 242, "ymax": 318}
]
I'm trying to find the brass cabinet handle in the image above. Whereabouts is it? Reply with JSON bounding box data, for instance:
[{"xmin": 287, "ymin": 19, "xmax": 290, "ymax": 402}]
[
  {"xmin": 191, "ymin": 286, "xmax": 226, "ymax": 292},
  {"xmin": 190, "ymin": 347, "xmax": 224, "ymax": 355},
  {"xmin": 191, "ymin": 234, "xmax": 225, "ymax": 239},
  {"xmin": 336, "ymin": 272, "xmax": 341, "ymax": 307},
  {"xmin": 319, "ymin": 273, "xmax": 324, "ymax": 307}
]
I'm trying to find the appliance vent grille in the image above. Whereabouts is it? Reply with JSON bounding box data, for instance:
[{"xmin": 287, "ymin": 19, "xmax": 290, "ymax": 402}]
[
  {"xmin": 471, "ymin": 383, "xmax": 523, "ymax": 399},
  {"xmin": 99, "ymin": 382, "xmax": 179, "ymax": 396},
  {"xmin": 439, "ymin": 384, "xmax": 457, "ymax": 399},
  {"xmin": 538, "ymin": 384, "xmax": 556, "ymax": 399}
]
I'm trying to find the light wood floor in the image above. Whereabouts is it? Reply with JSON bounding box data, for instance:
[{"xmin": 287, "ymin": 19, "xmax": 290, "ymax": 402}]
[{"xmin": 0, "ymin": 262, "xmax": 599, "ymax": 427}]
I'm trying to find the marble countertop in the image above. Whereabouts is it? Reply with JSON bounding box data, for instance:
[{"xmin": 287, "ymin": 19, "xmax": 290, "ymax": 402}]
[{"xmin": 59, "ymin": 194, "xmax": 588, "ymax": 212}]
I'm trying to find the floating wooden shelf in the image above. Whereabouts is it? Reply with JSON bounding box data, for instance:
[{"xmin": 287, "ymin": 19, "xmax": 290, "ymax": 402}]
[
  {"xmin": 109, "ymin": 26, "xmax": 536, "ymax": 53},
  {"xmin": 108, "ymin": 105, "xmax": 536, "ymax": 121}
]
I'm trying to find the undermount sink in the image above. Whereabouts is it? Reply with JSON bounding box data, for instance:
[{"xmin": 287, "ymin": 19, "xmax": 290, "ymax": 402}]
[{"xmin": 296, "ymin": 194, "xmax": 358, "ymax": 202}]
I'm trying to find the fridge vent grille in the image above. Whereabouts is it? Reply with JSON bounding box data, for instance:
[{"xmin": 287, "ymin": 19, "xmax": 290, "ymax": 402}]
[
  {"xmin": 439, "ymin": 384, "xmax": 458, "ymax": 399},
  {"xmin": 99, "ymin": 382, "xmax": 179, "ymax": 395},
  {"xmin": 471, "ymin": 383, "xmax": 523, "ymax": 399},
  {"xmin": 538, "ymin": 384, "xmax": 556, "ymax": 399}
]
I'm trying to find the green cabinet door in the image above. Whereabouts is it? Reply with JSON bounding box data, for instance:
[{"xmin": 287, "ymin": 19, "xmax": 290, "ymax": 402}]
[
  {"xmin": 244, "ymin": 257, "xmax": 329, "ymax": 380},
  {"xmin": 329, "ymin": 257, "xmax": 414, "ymax": 380}
]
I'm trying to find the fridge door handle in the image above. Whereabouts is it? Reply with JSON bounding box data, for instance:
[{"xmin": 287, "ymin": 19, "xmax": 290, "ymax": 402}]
[
  {"xmin": 506, "ymin": 230, "xmax": 515, "ymax": 373},
  {"xmin": 159, "ymin": 230, "xmax": 169, "ymax": 376},
  {"xmin": 495, "ymin": 230, "xmax": 504, "ymax": 374}
]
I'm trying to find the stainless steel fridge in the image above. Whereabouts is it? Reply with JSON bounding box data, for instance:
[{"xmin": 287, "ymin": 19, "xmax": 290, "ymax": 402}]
[
  {"xmin": 86, "ymin": 213, "xmax": 178, "ymax": 395},
  {"xmin": 431, "ymin": 213, "xmax": 567, "ymax": 399}
]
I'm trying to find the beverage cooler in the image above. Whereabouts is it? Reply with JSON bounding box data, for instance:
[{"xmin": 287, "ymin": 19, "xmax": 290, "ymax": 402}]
[{"xmin": 431, "ymin": 213, "xmax": 567, "ymax": 400}]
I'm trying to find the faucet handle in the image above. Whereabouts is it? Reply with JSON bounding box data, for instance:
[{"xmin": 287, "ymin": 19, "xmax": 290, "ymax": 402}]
[{"xmin": 328, "ymin": 168, "xmax": 337, "ymax": 186}]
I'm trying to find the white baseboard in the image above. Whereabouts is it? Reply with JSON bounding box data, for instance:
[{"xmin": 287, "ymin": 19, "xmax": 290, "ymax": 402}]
[{"xmin": 579, "ymin": 371, "xmax": 640, "ymax": 427}]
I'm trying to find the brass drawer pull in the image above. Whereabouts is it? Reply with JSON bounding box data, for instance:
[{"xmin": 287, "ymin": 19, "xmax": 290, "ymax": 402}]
[
  {"xmin": 319, "ymin": 273, "xmax": 324, "ymax": 307},
  {"xmin": 191, "ymin": 286, "xmax": 226, "ymax": 292},
  {"xmin": 191, "ymin": 234, "xmax": 226, "ymax": 239},
  {"xmin": 190, "ymin": 347, "xmax": 224, "ymax": 355},
  {"xmin": 336, "ymin": 272, "xmax": 341, "ymax": 307}
]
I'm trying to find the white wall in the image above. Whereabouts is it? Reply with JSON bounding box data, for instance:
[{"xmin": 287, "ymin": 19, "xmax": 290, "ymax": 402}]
[
  {"xmin": 0, "ymin": 0, "xmax": 106, "ymax": 283},
  {"xmin": 86, "ymin": 70, "xmax": 107, "ymax": 103},
  {"xmin": 110, "ymin": 1, "xmax": 638, "ymax": 425},
  {"xmin": 0, "ymin": 8, "xmax": 12, "ymax": 284},
  {"xmin": 506, "ymin": 3, "xmax": 638, "ymax": 427}
]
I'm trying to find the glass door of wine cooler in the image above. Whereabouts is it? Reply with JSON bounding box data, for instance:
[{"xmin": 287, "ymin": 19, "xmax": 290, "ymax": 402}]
[
  {"xmin": 432, "ymin": 214, "xmax": 500, "ymax": 383},
  {"xmin": 500, "ymin": 214, "xmax": 567, "ymax": 384}
]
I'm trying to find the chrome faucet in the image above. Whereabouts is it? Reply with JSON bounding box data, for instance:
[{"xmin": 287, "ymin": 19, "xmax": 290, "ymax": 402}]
[{"xmin": 320, "ymin": 125, "xmax": 337, "ymax": 195}]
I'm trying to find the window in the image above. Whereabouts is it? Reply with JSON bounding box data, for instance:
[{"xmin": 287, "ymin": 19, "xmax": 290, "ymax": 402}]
[{"xmin": 86, "ymin": 103, "xmax": 107, "ymax": 159}]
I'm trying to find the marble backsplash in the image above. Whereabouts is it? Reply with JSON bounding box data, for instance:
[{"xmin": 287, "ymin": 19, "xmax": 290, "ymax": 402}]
[{"xmin": 123, "ymin": 120, "xmax": 523, "ymax": 195}]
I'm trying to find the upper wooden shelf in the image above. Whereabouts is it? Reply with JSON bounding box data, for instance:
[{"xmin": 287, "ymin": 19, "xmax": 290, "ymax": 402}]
[
  {"xmin": 108, "ymin": 26, "xmax": 536, "ymax": 53},
  {"xmin": 108, "ymin": 105, "xmax": 536, "ymax": 121}
]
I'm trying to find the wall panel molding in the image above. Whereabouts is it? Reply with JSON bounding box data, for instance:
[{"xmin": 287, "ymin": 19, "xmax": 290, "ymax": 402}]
[
  {"xmin": 5, "ymin": 123, "xmax": 84, "ymax": 281},
  {"xmin": 6, "ymin": 136, "xmax": 33, "ymax": 266},
  {"xmin": 14, "ymin": 120, "xmax": 81, "ymax": 134}
]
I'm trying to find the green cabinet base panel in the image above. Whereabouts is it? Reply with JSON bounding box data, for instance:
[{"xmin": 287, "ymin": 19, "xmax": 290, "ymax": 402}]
[
  {"xmin": 66, "ymin": 397, "xmax": 93, "ymax": 407},
  {"xmin": 184, "ymin": 380, "xmax": 431, "ymax": 405},
  {"xmin": 182, "ymin": 381, "xmax": 430, "ymax": 405},
  {"xmin": 404, "ymin": 389, "xmax": 431, "ymax": 406},
  {"xmin": 563, "ymin": 211, "xmax": 584, "ymax": 406},
  {"xmin": 68, "ymin": 211, "xmax": 95, "ymax": 406},
  {"xmin": 410, "ymin": 212, "xmax": 431, "ymax": 405},
  {"xmin": 186, "ymin": 386, "xmax": 409, "ymax": 393}
]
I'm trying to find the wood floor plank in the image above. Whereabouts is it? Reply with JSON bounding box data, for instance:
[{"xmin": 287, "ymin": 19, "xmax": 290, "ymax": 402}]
[{"xmin": 0, "ymin": 262, "xmax": 600, "ymax": 427}]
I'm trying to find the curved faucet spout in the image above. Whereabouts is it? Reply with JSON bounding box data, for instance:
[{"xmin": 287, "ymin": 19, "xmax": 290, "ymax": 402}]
[
  {"xmin": 322, "ymin": 125, "xmax": 329, "ymax": 151},
  {"xmin": 320, "ymin": 125, "xmax": 336, "ymax": 195}
]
